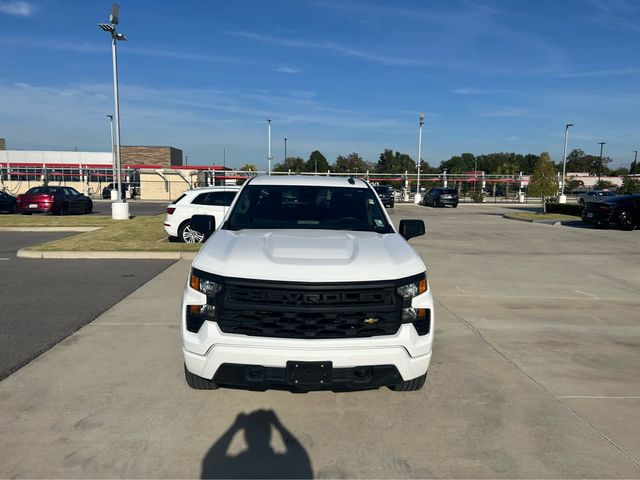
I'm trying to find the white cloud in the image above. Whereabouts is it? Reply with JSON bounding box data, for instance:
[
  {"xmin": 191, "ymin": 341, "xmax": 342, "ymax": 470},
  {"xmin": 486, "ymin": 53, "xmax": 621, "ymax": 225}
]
[
  {"xmin": 228, "ymin": 31, "xmax": 428, "ymax": 67},
  {"xmin": 274, "ymin": 66, "xmax": 301, "ymax": 74},
  {"xmin": 452, "ymin": 88, "xmax": 484, "ymax": 95},
  {"xmin": 0, "ymin": 0, "xmax": 33, "ymax": 16}
]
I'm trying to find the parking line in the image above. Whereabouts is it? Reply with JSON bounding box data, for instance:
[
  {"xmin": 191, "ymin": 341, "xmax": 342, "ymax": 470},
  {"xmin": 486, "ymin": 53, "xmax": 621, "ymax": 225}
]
[
  {"xmin": 0, "ymin": 258, "xmax": 9, "ymax": 261},
  {"xmin": 91, "ymin": 322, "xmax": 175, "ymax": 326},
  {"xmin": 557, "ymin": 396, "xmax": 640, "ymax": 399},
  {"xmin": 439, "ymin": 293, "xmax": 640, "ymax": 302}
]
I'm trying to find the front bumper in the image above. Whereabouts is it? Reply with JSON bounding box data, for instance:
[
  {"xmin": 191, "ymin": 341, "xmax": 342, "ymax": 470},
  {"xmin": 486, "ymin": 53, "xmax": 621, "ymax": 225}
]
[{"xmin": 181, "ymin": 283, "xmax": 434, "ymax": 390}]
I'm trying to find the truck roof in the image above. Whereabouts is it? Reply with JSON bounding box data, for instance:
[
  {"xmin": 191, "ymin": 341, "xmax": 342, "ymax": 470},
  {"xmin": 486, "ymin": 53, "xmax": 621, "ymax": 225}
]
[{"xmin": 249, "ymin": 175, "xmax": 370, "ymax": 188}]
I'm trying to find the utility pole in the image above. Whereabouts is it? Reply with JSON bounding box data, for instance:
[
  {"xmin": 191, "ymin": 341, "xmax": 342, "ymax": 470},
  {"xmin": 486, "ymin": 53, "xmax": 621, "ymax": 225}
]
[
  {"xmin": 598, "ymin": 142, "xmax": 606, "ymax": 186},
  {"xmin": 415, "ymin": 112, "xmax": 424, "ymax": 204},
  {"xmin": 559, "ymin": 123, "xmax": 574, "ymax": 203},
  {"xmin": 99, "ymin": 3, "xmax": 128, "ymax": 219},
  {"xmin": 107, "ymin": 114, "xmax": 116, "ymax": 199},
  {"xmin": 267, "ymin": 118, "xmax": 272, "ymax": 175}
]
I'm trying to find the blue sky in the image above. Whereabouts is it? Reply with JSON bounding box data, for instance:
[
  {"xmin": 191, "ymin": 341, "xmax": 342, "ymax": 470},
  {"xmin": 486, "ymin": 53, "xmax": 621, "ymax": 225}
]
[{"xmin": 1, "ymin": 0, "xmax": 639, "ymax": 169}]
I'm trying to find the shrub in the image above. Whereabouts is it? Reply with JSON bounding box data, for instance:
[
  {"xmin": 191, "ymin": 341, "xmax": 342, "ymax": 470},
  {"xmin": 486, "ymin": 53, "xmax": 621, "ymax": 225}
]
[
  {"xmin": 469, "ymin": 190, "xmax": 485, "ymax": 203},
  {"xmin": 545, "ymin": 202, "xmax": 583, "ymax": 216}
]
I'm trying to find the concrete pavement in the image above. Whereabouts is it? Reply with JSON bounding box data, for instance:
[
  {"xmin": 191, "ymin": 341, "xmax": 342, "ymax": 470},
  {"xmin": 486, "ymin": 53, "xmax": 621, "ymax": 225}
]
[{"xmin": 0, "ymin": 204, "xmax": 638, "ymax": 478}]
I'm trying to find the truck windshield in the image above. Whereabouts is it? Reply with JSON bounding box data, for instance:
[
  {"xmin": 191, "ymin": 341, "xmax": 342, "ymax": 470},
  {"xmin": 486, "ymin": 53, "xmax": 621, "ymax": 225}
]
[{"xmin": 224, "ymin": 185, "xmax": 393, "ymax": 233}]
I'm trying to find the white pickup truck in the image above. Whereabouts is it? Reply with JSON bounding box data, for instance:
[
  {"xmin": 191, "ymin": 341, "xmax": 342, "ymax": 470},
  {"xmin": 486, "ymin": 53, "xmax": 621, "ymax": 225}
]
[{"xmin": 181, "ymin": 175, "xmax": 434, "ymax": 392}]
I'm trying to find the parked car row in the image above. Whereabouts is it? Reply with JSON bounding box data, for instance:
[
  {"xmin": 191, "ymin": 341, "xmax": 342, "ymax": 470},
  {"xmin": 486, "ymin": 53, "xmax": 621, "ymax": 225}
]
[{"xmin": 0, "ymin": 187, "xmax": 93, "ymax": 215}]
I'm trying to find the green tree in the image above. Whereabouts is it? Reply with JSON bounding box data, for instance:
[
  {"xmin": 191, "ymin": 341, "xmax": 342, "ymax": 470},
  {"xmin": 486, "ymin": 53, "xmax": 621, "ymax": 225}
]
[
  {"xmin": 630, "ymin": 160, "xmax": 640, "ymax": 175},
  {"xmin": 306, "ymin": 151, "xmax": 330, "ymax": 173},
  {"xmin": 334, "ymin": 153, "xmax": 370, "ymax": 173},
  {"xmin": 376, "ymin": 149, "xmax": 416, "ymax": 173},
  {"xmin": 528, "ymin": 152, "xmax": 558, "ymax": 213},
  {"xmin": 439, "ymin": 153, "xmax": 474, "ymax": 174},
  {"xmin": 273, "ymin": 157, "xmax": 306, "ymax": 173},
  {"xmin": 239, "ymin": 163, "xmax": 257, "ymax": 171},
  {"xmin": 620, "ymin": 175, "xmax": 640, "ymax": 194},
  {"xmin": 565, "ymin": 149, "xmax": 590, "ymax": 172}
]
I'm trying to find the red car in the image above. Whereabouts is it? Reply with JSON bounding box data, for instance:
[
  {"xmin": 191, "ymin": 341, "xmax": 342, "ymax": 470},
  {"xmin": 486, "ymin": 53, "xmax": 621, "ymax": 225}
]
[{"xmin": 16, "ymin": 186, "xmax": 93, "ymax": 215}]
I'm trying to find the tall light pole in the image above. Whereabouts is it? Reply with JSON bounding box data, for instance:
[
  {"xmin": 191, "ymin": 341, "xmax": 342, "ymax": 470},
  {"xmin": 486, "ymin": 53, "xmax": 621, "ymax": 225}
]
[
  {"xmin": 284, "ymin": 138, "xmax": 287, "ymax": 162},
  {"xmin": 415, "ymin": 112, "xmax": 424, "ymax": 203},
  {"xmin": 107, "ymin": 114, "xmax": 116, "ymax": 199},
  {"xmin": 267, "ymin": 118, "xmax": 272, "ymax": 175},
  {"xmin": 99, "ymin": 3, "xmax": 128, "ymax": 219},
  {"xmin": 559, "ymin": 123, "xmax": 574, "ymax": 203},
  {"xmin": 597, "ymin": 142, "xmax": 606, "ymax": 186}
]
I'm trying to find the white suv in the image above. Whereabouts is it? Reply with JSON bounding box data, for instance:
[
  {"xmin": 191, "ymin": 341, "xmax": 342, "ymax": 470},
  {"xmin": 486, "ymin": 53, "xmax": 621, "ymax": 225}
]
[
  {"xmin": 163, "ymin": 186, "xmax": 240, "ymax": 243},
  {"xmin": 181, "ymin": 175, "xmax": 434, "ymax": 392}
]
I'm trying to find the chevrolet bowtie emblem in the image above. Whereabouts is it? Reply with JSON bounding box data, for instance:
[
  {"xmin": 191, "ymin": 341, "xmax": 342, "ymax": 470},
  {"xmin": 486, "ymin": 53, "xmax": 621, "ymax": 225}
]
[{"xmin": 363, "ymin": 317, "xmax": 380, "ymax": 325}]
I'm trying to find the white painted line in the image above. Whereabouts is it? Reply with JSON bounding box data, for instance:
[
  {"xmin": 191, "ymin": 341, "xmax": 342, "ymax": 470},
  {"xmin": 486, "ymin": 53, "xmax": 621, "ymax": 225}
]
[
  {"xmin": 574, "ymin": 289, "xmax": 599, "ymax": 300},
  {"xmin": 557, "ymin": 396, "xmax": 640, "ymax": 399},
  {"xmin": 439, "ymin": 293, "xmax": 640, "ymax": 302},
  {"xmin": 0, "ymin": 257, "xmax": 9, "ymax": 261},
  {"xmin": 91, "ymin": 322, "xmax": 175, "ymax": 326}
]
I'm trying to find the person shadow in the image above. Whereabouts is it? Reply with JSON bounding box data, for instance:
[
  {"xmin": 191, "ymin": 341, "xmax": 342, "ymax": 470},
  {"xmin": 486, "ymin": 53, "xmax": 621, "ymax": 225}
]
[{"xmin": 201, "ymin": 409, "xmax": 313, "ymax": 479}]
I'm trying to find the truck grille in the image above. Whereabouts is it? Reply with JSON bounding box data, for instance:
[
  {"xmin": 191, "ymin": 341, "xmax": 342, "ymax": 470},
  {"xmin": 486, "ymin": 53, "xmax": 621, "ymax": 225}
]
[{"xmin": 216, "ymin": 280, "xmax": 402, "ymax": 339}]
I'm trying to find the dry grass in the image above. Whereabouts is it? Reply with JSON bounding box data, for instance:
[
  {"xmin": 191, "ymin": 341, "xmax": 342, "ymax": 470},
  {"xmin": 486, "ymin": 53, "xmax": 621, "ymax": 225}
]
[
  {"xmin": 27, "ymin": 215, "xmax": 202, "ymax": 252},
  {"xmin": 509, "ymin": 212, "xmax": 580, "ymax": 221}
]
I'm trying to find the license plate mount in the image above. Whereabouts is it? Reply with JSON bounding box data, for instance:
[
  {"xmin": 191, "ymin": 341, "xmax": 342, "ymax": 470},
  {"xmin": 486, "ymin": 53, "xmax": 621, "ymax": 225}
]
[
  {"xmin": 286, "ymin": 361, "xmax": 332, "ymax": 386},
  {"xmin": 29, "ymin": 204, "xmax": 38, "ymax": 208}
]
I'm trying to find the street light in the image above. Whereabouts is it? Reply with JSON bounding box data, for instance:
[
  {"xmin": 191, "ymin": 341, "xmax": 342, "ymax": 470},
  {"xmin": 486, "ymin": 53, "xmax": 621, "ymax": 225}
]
[
  {"xmin": 415, "ymin": 112, "xmax": 424, "ymax": 204},
  {"xmin": 107, "ymin": 114, "xmax": 117, "ymax": 199},
  {"xmin": 267, "ymin": 118, "xmax": 272, "ymax": 175},
  {"xmin": 597, "ymin": 142, "xmax": 606, "ymax": 185},
  {"xmin": 99, "ymin": 3, "xmax": 128, "ymax": 220},
  {"xmin": 559, "ymin": 123, "xmax": 574, "ymax": 204},
  {"xmin": 284, "ymin": 138, "xmax": 287, "ymax": 162}
]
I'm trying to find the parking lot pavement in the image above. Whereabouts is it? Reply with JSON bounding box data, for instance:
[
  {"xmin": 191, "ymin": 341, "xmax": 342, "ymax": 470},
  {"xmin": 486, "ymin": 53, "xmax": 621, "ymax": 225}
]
[
  {"xmin": 0, "ymin": 232, "xmax": 175, "ymax": 381},
  {"xmin": 91, "ymin": 200, "xmax": 168, "ymax": 216},
  {"xmin": 0, "ymin": 205, "xmax": 639, "ymax": 478}
]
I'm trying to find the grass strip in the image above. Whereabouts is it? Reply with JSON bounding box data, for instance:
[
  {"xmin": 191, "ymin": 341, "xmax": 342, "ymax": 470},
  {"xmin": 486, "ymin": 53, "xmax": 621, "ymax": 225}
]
[
  {"xmin": 0, "ymin": 214, "xmax": 115, "ymax": 227},
  {"xmin": 509, "ymin": 212, "xmax": 580, "ymax": 221},
  {"xmin": 27, "ymin": 214, "xmax": 201, "ymax": 252}
]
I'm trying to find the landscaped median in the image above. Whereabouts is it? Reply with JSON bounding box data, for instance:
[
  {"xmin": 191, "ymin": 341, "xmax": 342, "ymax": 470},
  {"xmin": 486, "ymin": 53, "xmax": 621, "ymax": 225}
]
[
  {"xmin": 503, "ymin": 211, "xmax": 581, "ymax": 225},
  {"xmin": 13, "ymin": 214, "xmax": 201, "ymax": 259}
]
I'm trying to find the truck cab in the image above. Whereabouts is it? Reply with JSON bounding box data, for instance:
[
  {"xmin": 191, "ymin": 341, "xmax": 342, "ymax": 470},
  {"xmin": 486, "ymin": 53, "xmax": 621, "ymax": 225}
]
[{"xmin": 181, "ymin": 175, "xmax": 434, "ymax": 392}]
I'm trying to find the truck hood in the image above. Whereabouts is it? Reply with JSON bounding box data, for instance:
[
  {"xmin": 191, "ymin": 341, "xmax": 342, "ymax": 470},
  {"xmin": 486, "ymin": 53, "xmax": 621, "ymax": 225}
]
[{"xmin": 192, "ymin": 229, "xmax": 426, "ymax": 282}]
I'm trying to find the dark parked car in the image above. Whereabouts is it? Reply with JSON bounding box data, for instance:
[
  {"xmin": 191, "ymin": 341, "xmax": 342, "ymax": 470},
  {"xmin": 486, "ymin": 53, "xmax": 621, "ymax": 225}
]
[
  {"xmin": 0, "ymin": 191, "xmax": 17, "ymax": 213},
  {"xmin": 581, "ymin": 194, "xmax": 640, "ymax": 230},
  {"xmin": 373, "ymin": 184, "xmax": 395, "ymax": 208},
  {"xmin": 16, "ymin": 186, "xmax": 93, "ymax": 215},
  {"xmin": 102, "ymin": 183, "xmax": 137, "ymax": 199},
  {"xmin": 422, "ymin": 188, "xmax": 459, "ymax": 207}
]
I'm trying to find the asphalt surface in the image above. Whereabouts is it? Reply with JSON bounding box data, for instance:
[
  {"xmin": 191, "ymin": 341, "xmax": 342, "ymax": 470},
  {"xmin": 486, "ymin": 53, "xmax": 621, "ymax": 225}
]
[
  {"xmin": 0, "ymin": 204, "xmax": 639, "ymax": 478},
  {"xmin": 0, "ymin": 232, "xmax": 175, "ymax": 381},
  {"xmin": 91, "ymin": 200, "xmax": 168, "ymax": 216}
]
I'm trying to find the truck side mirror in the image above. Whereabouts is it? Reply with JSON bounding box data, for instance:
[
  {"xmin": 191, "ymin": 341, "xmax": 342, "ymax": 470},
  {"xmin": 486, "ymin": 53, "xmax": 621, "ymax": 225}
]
[
  {"xmin": 190, "ymin": 214, "xmax": 216, "ymax": 240},
  {"xmin": 399, "ymin": 219, "xmax": 425, "ymax": 240}
]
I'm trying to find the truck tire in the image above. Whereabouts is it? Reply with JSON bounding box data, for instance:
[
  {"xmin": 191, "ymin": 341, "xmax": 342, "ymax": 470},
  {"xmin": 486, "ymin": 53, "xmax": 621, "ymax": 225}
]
[
  {"xmin": 184, "ymin": 365, "xmax": 219, "ymax": 390},
  {"xmin": 389, "ymin": 373, "xmax": 427, "ymax": 392}
]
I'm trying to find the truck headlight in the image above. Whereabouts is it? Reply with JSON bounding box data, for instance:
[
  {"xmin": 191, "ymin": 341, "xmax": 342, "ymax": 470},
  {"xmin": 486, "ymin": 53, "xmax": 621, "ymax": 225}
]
[
  {"xmin": 397, "ymin": 274, "xmax": 427, "ymax": 299},
  {"xmin": 190, "ymin": 272, "xmax": 222, "ymax": 296}
]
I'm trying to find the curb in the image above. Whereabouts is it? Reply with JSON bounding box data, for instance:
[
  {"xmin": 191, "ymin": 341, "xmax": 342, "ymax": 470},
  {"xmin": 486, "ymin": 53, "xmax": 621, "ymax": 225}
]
[
  {"xmin": 503, "ymin": 214, "xmax": 562, "ymax": 226},
  {"xmin": 16, "ymin": 249, "xmax": 198, "ymax": 260},
  {"xmin": 0, "ymin": 227, "xmax": 102, "ymax": 232}
]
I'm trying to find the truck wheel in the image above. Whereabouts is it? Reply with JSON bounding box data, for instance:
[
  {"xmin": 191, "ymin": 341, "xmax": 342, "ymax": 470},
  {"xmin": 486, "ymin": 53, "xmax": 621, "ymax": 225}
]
[
  {"xmin": 389, "ymin": 373, "xmax": 427, "ymax": 392},
  {"xmin": 184, "ymin": 365, "xmax": 219, "ymax": 390}
]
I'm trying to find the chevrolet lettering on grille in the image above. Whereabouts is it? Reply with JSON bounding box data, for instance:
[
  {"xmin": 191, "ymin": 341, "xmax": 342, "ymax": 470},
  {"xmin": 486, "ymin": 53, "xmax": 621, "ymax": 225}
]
[{"xmin": 241, "ymin": 290, "xmax": 386, "ymax": 305}]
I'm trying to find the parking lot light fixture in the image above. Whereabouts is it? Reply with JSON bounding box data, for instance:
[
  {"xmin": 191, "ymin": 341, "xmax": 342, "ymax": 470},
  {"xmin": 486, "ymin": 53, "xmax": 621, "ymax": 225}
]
[
  {"xmin": 99, "ymin": 3, "xmax": 129, "ymax": 220},
  {"xmin": 415, "ymin": 112, "xmax": 424, "ymax": 204},
  {"xmin": 598, "ymin": 142, "xmax": 606, "ymax": 185},
  {"xmin": 559, "ymin": 123, "xmax": 574, "ymax": 204},
  {"xmin": 267, "ymin": 119, "xmax": 273, "ymax": 175},
  {"xmin": 107, "ymin": 114, "xmax": 117, "ymax": 200}
]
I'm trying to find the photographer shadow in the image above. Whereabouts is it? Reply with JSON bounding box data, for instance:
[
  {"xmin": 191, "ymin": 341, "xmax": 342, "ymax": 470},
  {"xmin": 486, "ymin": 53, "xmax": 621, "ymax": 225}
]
[{"xmin": 201, "ymin": 409, "xmax": 313, "ymax": 479}]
